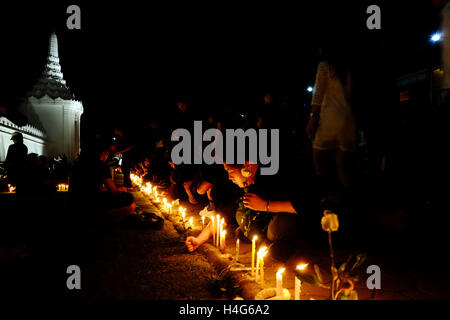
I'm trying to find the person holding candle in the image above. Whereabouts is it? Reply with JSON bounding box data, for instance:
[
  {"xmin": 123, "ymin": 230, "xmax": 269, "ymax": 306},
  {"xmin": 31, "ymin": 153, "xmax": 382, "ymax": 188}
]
[
  {"xmin": 185, "ymin": 217, "xmax": 229, "ymax": 252},
  {"xmin": 185, "ymin": 158, "xmax": 314, "ymax": 259}
]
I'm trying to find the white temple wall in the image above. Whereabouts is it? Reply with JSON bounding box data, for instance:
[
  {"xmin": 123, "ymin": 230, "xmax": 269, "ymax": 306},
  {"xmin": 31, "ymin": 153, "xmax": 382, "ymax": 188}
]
[
  {"xmin": 27, "ymin": 96, "xmax": 83, "ymax": 161},
  {"xmin": 0, "ymin": 117, "xmax": 46, "ymax": 161}
]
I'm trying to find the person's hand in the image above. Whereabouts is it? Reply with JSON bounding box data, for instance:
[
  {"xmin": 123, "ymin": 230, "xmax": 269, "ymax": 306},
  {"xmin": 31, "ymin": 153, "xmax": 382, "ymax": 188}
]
[
  {"xmin": 243, "ymin": 193, "xmax": 267, "ymax": 211},
  {"xmin": 185, "ymin": 236, "xmax": 202, "ymax": 252},
  {"xmin": 305, "ymin": 117, "xmax": 318, "ymax": 138},
  {"xmin": 117, "ymin": 186, "xmax": 128, "ymax": 192}
]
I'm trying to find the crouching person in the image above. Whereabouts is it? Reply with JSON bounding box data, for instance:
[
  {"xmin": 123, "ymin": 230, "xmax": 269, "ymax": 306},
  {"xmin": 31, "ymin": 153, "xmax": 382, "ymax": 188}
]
[
  {"xmin": 186, "ymin": 162, "xmax": 301, "ymax": 261},
  {"xmin": 69, "ymin": 139, "xmax": 136, "ymax": 220}
]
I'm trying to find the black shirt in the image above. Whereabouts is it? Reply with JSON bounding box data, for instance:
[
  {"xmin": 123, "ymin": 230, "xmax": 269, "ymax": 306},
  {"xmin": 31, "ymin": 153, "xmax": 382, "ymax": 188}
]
[
  {"xmin": 70, "ymin": 156, "xmax": 111, "ymax": 195},
  {"xmin": 5, "ymin": 143, "xmax": 28, "ymax": 169}
]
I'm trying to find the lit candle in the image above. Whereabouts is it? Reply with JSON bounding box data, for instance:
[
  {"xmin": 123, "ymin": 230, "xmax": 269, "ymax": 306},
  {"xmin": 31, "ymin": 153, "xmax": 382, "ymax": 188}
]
[
  {"xmin": 276, "ymin": 268, "xmax": 285, "ymax": 296},
  {"xmin": 211, "ymin": 216, "xmax": 216, "ymax": 246},
  {"xmin": 216, "ymin": 214, "xmax": 220, "ymax": 248},
  {"xmin": 202, "ymin": 216, "xmax": 205, "ymax": 229},
  {"xmin": 168, "ymin": 204, "xmax": 172, "ymax": 214},
  {"xmin": 188, "ymin": 217, "xmax": 193, "ymax": 229},
  {"xmin": 235, "ymin": 239, "xmax": 240, "ymax": 262},
  {"xmin": 251, "ymin": 235, "xmax": 258, "ymax": 276},
  {"xmin": 220, "ymin": 230, "xmax": 226, "ymax": 253},
  {"xmin": 256, "ymin": 246, "xmax": 268, "ymax": 285},
  {"xmin": 295, "ymin": 264, "xmax": 308, "ymax": 300},
  {"xmin": 255, "ymin": 253, "xmax": 260, "ymax": 282},
  {"xmin": 219, "ymin": 218, "xmax": 224, "ymax": 248}
]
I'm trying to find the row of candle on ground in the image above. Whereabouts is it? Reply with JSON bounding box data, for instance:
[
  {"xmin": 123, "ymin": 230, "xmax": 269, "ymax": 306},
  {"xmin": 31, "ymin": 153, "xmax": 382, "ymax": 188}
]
[
  {"xmin": 211, "ymin": 214, "xmax": 226, "ymax": 252},
  {"xmin": 133, "ymin": 174, "xmax": 307, "ymax": 300},
  {"xmin": 130, "ymin": 173, "xmax": 198, "ymax": 231},
  {"xmin": 245, "ymin": 235, "xmax": 308, "ymax": 300},
  {"xmin": 8, "ymin": 183, "xmax": 68, "ymax": 192},
  {"xmin": 57, "ymin": 183, "xmax": 69, "ymax": 192}
]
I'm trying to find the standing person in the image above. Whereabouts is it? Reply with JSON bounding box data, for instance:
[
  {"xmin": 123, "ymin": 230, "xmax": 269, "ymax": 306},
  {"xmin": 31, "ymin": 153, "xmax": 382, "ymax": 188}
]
[
  {"xmin": 5, "ymin": 132, "xmax": 28, "ymax": 189},
  {"xmin": 305, "ymin": 45, "xmax": 356, "ymax": 201}
]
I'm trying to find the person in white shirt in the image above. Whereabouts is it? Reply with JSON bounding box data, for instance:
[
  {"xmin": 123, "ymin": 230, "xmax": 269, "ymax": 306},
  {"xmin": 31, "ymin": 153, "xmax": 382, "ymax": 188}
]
[{"xmin": 306, "ymin": 46, "xmax": 356, "ymax": 190}]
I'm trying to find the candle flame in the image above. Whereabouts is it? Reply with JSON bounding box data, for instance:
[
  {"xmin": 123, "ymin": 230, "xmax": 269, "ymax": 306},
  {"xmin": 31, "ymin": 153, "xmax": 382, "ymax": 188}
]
[
  {"xmin": 277, "ymin": 268, "xmax": 286, "ymax": 276},
  {"xmin": 252, "ymin": 235, "xmax": 258, "ymax": 242},
  {"xmin": 296, "ymin": 264, "xmax": 308, "ymax": 271},
  {"xmin": 257, "ymin": 246, "xmax": 268, "ymax": 258}
]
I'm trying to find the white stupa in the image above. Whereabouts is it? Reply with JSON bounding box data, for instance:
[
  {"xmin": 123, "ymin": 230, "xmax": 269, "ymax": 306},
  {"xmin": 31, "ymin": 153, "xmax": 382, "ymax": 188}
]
[{"xmin": 20, "ymin": 31, "xmax": 83, "ymax": 161}]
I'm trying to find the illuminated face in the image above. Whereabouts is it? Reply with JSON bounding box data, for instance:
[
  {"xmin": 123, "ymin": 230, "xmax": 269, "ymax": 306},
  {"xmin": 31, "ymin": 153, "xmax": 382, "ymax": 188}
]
[
  {"xmin": 177, "ymin": 102, "xmax": 187, "ymax": 113},
  {"xmin": 256, "ymin": 116, "xmax": 264, "ymax": 129},
  {"xmin": 264, "ymin": 93, "xmax": 272, "ymax": 104},
  {"xmin": 224, "ymin": 164, "xmax": 246, "ymax": 188}
]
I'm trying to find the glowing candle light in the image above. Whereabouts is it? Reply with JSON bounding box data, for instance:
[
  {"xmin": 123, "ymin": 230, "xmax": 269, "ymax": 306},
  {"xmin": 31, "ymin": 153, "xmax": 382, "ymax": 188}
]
[
  {"xmin": 295, "ymin": 264, "xmax": 308, "ymax": 300},
  {"xmin": 219, "ymin": 218, "xmax": 224, "ymax": 248},
  {"xmin": 211, "ymin": 216, "xmax": 216, "ymax": 246},
  {"xmin": 202, "ymin": 216, "xmax": 205, "ymax": 229},
  {"xmin": 235, "ymin": 239, "xmax": 240, "ymax": 262},
  {"xmin": 220, "ymin": 230, "xmax": 226, "ymax": 253},
  {"xmin": 8, "ymin": 184, "xmax": 15, "ymax": 193},
  {"xmin": 216, "ymin": 214, "xmax": 220, "ymax": 248},
  {"xmin": 251, "ymin": 235, "xmax": 258, "ymax": 276},
  {"xmin": 258, "ymin": 247, "xmax": 268, "ymax": 286},
  {"xmin": 255, "ymin": 253, "xmax": 260, "ymax": 282},
  {"xmin": 276, "ymin": 268, "xmax": 286, "ymax": 296},
  {"xmin": 188, "ymin": 217, "xmax": 193, "ymax": 229}
]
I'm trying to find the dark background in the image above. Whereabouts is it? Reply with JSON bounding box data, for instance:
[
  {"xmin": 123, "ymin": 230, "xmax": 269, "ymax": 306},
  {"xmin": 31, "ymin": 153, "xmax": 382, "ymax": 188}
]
[{"xmin": 0, "ymin": 1, "xmax": 443, "ymax": 136}]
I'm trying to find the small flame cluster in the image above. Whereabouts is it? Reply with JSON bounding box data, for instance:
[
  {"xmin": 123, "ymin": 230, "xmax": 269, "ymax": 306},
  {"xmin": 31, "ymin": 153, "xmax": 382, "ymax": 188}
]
[{"xmin": 57, "ymin": 183, "xmax": 69, "ymax": 192}]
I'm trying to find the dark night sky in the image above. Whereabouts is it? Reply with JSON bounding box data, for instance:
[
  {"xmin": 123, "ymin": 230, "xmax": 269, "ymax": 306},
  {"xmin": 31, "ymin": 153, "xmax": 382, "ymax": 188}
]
[{"xmin": 0, "ymin": 0, "xmax": 444, "ymax": 132}]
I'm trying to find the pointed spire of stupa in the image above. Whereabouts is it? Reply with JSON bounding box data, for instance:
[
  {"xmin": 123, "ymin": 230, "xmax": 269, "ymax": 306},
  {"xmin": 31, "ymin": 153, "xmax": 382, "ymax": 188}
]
[
  {"xmin": 42, "ymin": 31, "xmax": 66, "ymax": 85},
  {"xmin": 28, "ymin": 31, "xmax": 74, "ymax": 100}
]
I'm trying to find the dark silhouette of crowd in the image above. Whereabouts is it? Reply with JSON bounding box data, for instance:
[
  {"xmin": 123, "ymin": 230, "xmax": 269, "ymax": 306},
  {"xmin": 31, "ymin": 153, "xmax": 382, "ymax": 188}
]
[{"xmin": 2, "ymin": 131, "xmax": 71, "ymax": 195}]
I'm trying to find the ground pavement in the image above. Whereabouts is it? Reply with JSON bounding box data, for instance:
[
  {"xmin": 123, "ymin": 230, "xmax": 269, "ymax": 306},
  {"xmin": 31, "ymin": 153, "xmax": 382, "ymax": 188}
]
[{"xmin": 1, "ymin": 175, "xmax": 450, "ymax": 300}]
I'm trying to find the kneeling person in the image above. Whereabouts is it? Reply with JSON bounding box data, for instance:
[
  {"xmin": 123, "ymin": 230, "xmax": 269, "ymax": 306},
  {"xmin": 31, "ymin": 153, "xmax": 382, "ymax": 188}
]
[{"xmin": 185, "ymin": 162, "xmax": 300, "ymax": 256}]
